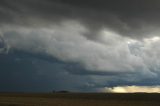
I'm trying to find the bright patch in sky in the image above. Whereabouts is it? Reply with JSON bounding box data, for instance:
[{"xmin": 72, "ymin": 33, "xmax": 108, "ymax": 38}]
[
  {"xmin": 144, "ymin": 36, "xmax": 160, "ymax": 43},
  {"xmin": 102, "ymin": 86, "xmax": 160, "ymax": 93}
]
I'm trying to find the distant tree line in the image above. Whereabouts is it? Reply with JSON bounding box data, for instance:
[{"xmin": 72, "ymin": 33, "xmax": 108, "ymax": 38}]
[{"xmin": 52, "ymin": 90, "xmax": 70, "ymax": 93}]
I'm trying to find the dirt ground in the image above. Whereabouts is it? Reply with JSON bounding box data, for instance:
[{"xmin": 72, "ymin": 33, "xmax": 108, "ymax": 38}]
[{"xmin": 0, "ymin": 93, "xmax": 160, "ymax": 106}]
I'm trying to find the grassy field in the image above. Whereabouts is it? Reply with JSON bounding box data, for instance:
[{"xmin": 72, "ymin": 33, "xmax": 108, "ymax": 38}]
[{"xmin": 0, "ymin": 93, "xmax": 160, "ymax": 106}]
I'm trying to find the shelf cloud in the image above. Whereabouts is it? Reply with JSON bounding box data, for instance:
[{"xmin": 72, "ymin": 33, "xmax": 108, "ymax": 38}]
[{"xmin": 1, "ymin": 0, "xmax": 160, "ymax": 92}]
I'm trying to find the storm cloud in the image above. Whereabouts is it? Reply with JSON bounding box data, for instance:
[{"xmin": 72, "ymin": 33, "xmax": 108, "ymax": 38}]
[{"xmin": 0, "ymin": 0, "xmax": 160, "ymax": 92}]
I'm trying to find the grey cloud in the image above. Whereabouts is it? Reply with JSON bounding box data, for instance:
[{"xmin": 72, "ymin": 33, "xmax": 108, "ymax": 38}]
[
  {"xmin": 1, "ymin": 49, "xmax": 158, "ymax": 92},
  {"xmin": 0, "ymin": 35, "xmax": 9, "ymax": 53},
  {"xmin": 0, "ymin": 22, "xmax": 159, "ymax": 79},
  {"xmin": 1, "ymin": 0, "xmax": 160, "ymax": 92},
  {"xmin": 1, "ymin": 0, "xmax": 160, "ymax": 39},
  {"xmin": 0, "ymin": 50, "xmax": 94, "ymax": 92},
  {"xmin": 0, "ymin": 24, "xmax": 148, "ymax": 74}
]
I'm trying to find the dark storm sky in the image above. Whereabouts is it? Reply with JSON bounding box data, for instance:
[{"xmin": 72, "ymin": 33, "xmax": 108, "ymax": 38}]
[{"xmin": 1, "ymin": 0, "xmax": 160, "ymax": 92}]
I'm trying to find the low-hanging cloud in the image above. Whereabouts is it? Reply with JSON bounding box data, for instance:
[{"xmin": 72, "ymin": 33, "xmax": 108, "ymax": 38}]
[
  {"xmin": 0, "ymin": 20, "xmax": 160, "ymax": 78},
  {"xmin": 1, "ymin": 0, "xmax": 160, "ymax": 92}
]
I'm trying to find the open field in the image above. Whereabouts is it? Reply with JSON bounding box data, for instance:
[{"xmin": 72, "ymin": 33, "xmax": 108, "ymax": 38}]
[{"xmin": 0, "ymin": 93, "xmax": 160, "ymax": 106}]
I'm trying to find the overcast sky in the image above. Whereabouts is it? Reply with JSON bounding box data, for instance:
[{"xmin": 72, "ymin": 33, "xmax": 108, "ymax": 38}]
[{"xmin": 1, "ymin": 0, "xmax": 160, "ymax": 92}]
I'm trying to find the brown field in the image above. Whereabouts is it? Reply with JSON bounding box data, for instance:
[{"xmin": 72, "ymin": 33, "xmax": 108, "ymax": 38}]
[{"xmin": 0, "ymin": 93, "xmax": 160, "ymax": 106}]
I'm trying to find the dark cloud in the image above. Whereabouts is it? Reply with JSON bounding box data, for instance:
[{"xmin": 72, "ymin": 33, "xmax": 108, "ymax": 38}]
[
  {"xmin": 60, "ymin": 0, "xmax": 160, "ymax": 39},
  {"xmin": 1, "ymin": 0, "xmax": 160, "ymax": 39},
  {"xmin": 65, "ymin": 63, "xmax": 129, "ymax": 76},
  {"xmin": 0, "ymin": 50, "xmax": 93, "ymax": 92},
  {"xmin": 0, "ymin": 36, "xmax": 5, "ymax": 48},
  {"xmin": 1, "ymin": 0, "xmax": 160, "ymax": 92},
  {"xmin": 0, "ymin": 50, "xmax": 159, "ymax": 92}
]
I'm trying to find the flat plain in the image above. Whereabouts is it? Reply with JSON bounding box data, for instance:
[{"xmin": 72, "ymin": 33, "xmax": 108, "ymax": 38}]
[{"xmin": 0, "ymin": 93, "xmax": 160, "ymax": 106}]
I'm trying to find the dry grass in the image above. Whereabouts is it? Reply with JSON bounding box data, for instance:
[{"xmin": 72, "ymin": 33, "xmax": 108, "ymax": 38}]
[{"xmin": 0, "ymin": 93, "xmax": 160, "ymax": 106}]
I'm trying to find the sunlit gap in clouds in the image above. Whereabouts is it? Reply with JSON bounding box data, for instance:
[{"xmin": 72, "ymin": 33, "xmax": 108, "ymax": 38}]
[{"xmin": 101, "ymin": 86, "xmax": 160, "ymax": 93}]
